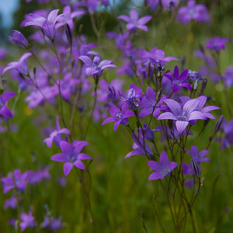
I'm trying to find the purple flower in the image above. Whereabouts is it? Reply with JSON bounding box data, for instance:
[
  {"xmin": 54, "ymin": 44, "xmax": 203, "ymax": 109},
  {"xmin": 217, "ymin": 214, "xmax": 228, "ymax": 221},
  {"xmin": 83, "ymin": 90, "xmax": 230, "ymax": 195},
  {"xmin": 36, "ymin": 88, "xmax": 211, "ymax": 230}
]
[
  {"xmin": 4, "ymin": 196, "xmax": 21, "ymax": 209},
  {"xmin": 3, "ymin": 53, "xmax": 32, "ymax": 75},
  {"xmin": 158, "ymin": 98, "xmax": 206, "ymax": 134},
  {"xmin": 125, "ymin": 135, "xmax": 153, "ymax": 159},
  {"xmin": 51, "ymin": 141, "xmax": 91, "ymax": 176},
  {"xmin": 43, "ymin": 117, "xmax": 70, "ymax": 148},
  {"xmin": 141, "ymin": 48, "xmax": 179, "ymax": 66},
  {"xmin": 118, "ymin": 10, "xmax": 152, "ymax": 32},
  {"xmin": 224, "ymin": 66, "xmax": 233, "ymax": 87},
  {"xmin": 137, "ymin": 123, "xmax": 159, "ymax": 142},
  {"xmin": 164, "ymin": 66, "xmax": 192, "ymax": 93},
  {"xmin": 146, "ymin": 0, "xmax": 159, "ymax": 10},
  {"xmin": 0, "ymin": 48, "xmax": 7, "ymax": 60},
  {"xmin": 187, "ymin": 70, "xmax": 202, "ymax": 89},
  {"xmin": 0, "ymin": 92, "xmax": 16, "ymax": 118},
  {"xmin": 79, "ymin": 55, "xmax": 117, "ymax": 79},
  {"xmin": 20, "ymin": 210, "xmax": 36, "ymax": 232},
  {"xmin": 187, "ymin": 146, "xmax": 210, "ymax": 165},
  {"xmin": 1, "ymin": 169, "xmax": 28, "ymax": 194},
  {"xmin": 148, "ymin": 151, "xmax": 178, "ymax": 180},
  {"xmin": 177, "ymin": 0, "xmax": 209, "ymax": 24},
  {"xmin": 162, "ymin": 0, "xmax": 179, "ymax": 10},
  {"xmin": 102, "ymin": 105, "xmax": 135, "ymax": 131},
  {"xmin": 139, "ymin": 87, "xmax": 167, "ymax": 118},
  {"xmin": 8, "ymin": 30, "xmax": 30, "ymax": 49},
  {"xmin": 56, "ymin": 5, "xmax": 85, "ymax": 29},
  {"xmin": 205, "ymin": 37, "xmax": 230, "ymax": 52},
  {"xmin": 106, "ymin": 32, "xmax": 130, "ymax": 50},
  {"xmin": 41, "ymin": 215, "xmax": 64, "ymax": 232},
  {"xmin": 24, "ymin": 9, "xmax": 64, "ymax": 40}
]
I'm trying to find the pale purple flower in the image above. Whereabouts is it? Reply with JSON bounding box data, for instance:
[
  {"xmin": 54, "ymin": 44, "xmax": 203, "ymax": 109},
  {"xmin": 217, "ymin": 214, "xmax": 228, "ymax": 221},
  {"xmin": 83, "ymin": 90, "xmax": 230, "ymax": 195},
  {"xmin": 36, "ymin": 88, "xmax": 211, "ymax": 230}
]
[
  {"xmin": 187, "ymin": 146, "xmax": 210, "ymax": 165},
  {"xmin": 118, "ymin": 10, "xmax": 152, "ymax": 32},
  {"xmin": 0, "ymin": 92, "xmax": 16, "ymax": 118},
  {"xmin": 224, "ymin": 66, "xmax": 233, "ymax": 87},
  {"xmin": 8, "ymin": 30, "xmax": 30, "ymax": 49},
  {"xmin": 141, "ymin": 48, "xmax": 179, "ymax": 66},
  {"xmin": 51, "ymin": 141, "xmax": 91, "ymax": 176},
  {"xmin": 3, "ymin": 53, "xmax": 32, "ymax": 75},
  {"xmin": 187, "ymin": 70, "xmax": 202, "ymax": 89},
  {"xmin": 205, "ymin": 37, "xmax": 230, "ymax": 52},
  {"xmin": 26, "ymin": 170, "xmax": 43, "ymax": 185},
  {"xmin": 148, "ymin": 151, "xmax": 178, "ymax": 180},
  {"xmin": 162, "ymin": 0, "xmax": 179, "ymax": 10},
  {"xmin": 102, "ymin": 105, "xmax": 135, "ymax": 131},
  {"xmin": 164, "ymin": 66, "xmax": 192, "ymax": 93},
  {"xmin": 177, "ymin": 0, "xmax": 209, "ymax": 24},
  {"xmin": 139, "ymin": 86, "xmax": 167, "ymax": 118},
  {"xmin": 158, "ymin": 98, "xmax": 207, "ymax": 134},
  {"xmin": 79, "ymin": 55, "xmax": 117, "ymax": 78},
  {"xmin": 146, "ymin": 0, "xmax": 159, "ymax": 10},
  {"xmin": 4, "ymin": 196, "xmax": 21, "ymax": 209},
  {"xmin": 20, "ymin": 210, "xmax": 36, "ymax": 232},
  {"xmin": 137, "ymin": 123, "xmax": 159, "ymax": 142},
  {"xmin": 0, "ymin": 48, "xmax": 7, "ymax": 59},
  {"xmin": 56, "ymin": 5, "xmax": 85, "ymax": 29},
  {"xmin": 1, "ymin": 169, "xmax": 28, "ymax": 194},
  {"xmin": 41, "ymin": 215, "xmax": 64, "ymax": 232},
  {"xmin": 24, "ymin": 9, "xmax": 64, "ymax": 39},
  {"xmin": 43, "ymin": 117, "xmax": 70, "ymax": 148}
]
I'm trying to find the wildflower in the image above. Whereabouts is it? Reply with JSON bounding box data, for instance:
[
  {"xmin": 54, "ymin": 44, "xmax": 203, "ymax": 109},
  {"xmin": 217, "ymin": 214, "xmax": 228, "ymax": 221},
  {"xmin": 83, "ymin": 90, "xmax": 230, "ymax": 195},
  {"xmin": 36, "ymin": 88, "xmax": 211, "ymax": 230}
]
[
  {"xmin": 146, "ymin": 0, "xmax": 159, "ymax": 10},
  {"xmin": 205, "ymin": 37, "xmax": 230, "ymax": 52},
  {"xmin": 148, "ymin": 151, "xmax": 178, "ymax": 180},
  {"xmin": 187, "ymin": 146, "xmax": 210, "ymax": 165},
  {"xmin": 137, "ymin": 123, "xmax": 159, "ymax": 142},
  {"xmin": 187, "ymin": 70, "xmax": 202, "ymax": 89},
  {"xmin": 8, "ymin": 30, "xmax": 30, "ymax": 49},
  {"xmin": 191, "ymin": 158, "xmax": 200, "ymax": 177},
  {"xmin": 51, "ymin": 141, "xmax": 91, "ymax": 176},
  {"xmin": 118, "ymin": 10, "xmax": 152, "ymax": 32},
  {"xmin": 102, "ymin": 105, "xmax": 135, "ymax": 131},
  {"xmin": 0, "ymin": 92, "xmax": 16, "ymax": 118},
  {"xmin": 4, "ymin": 196, "xmax": 21, "ymax": 209},
  {"xmin": 139, "ymin": 87, "xmax": 167, "ymax": 118},
  {"xmin": 164, "ymin": 66, "xmax": 192, "ymax": 92},
  {"xmin": 3, "ymin": 53, "xmax": 32, "ymax": 76},
  {"xmin": 162, "ymin": 0, "xmax": 179, "ymax": 10},
  {"xmin": 224, "ymin": 66, "xmax": 233, "ymax": 87},
  {"xmin": 79, "ymin": 55, "xmax": 117, "ymax": 79},
  {"xmin": 20, "ymin": 210, "xmax": 36, "ymax": 232},
  {"xmin": 158, "ymin": 98, "xmax": 206, "ymax": 134},
  {"xmin": 41, "ymin": 215, "xmax": 64, "ymax": 232}
]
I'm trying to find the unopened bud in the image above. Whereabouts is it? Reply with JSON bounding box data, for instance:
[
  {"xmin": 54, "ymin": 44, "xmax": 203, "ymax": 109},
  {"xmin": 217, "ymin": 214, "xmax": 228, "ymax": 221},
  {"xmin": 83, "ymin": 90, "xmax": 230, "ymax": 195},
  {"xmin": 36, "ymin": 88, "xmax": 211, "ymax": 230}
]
[
  {"xmin": 33, "ymin": 67, "xmax": 36, "ymax": 75},
  {"xmin": 156, "ymin": 88, "xmax": 162, "ymax": 102},
  {"xmin": 199, "ymin": 44, "xmax": 205, "ymax": 54},
  {"xmin": 140, "ymin": 212, "xmax": 144, "ymax": 218},
  {"xmin": 65, "ymin": 23, "xmax": 73, "ymax": 45},
  {"xmin": 191, "ymin": 158, "xmax": 200, "ymax": 177},
  {"xmin": 129, "ymin": 56, "xmax": 137, "ymax": 73},
  {"xmin": 181, "ymin": 56, "xmax": 186, "ymax": 68},
  {"xmin": 201, "ymin": 78, "xmax": 207, "ymax": 93},
  {"xmin": 0, "ymin": 77, "xmax": 6, "ymax": 91},
  {"xmin": 147, "ymin": 62, "xmax": 151, "ymax": 77},
  {"xmin": 214, "ymin": 115, "xmax": 224, "ymax": 132}
]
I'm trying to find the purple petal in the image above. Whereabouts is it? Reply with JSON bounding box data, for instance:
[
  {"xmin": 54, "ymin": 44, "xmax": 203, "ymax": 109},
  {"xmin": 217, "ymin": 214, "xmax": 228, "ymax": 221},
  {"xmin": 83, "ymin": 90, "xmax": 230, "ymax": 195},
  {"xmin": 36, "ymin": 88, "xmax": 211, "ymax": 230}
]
[
  {"xmin": 148, "ymin": 172, "xmax": 163, "ymax": 180},
  {"xmin": 0, "ymin": 105, "xmax": 13, "ymax": 118},
  {"xmin": 139, "ymin": 108, "xmax": 152, "ymax": 118},
  {"xmin": 176, "ymin": 121, "xmax": 189, "ymax": 134},
  {"xmin": 43, "ymin": 138, "xmax": 53, "ymax": 148},
  {"xmin": 60, "ymin": 141, "xmax": 72, "ymax": 154},
  {"xmin": 63, "ymin": 162, "xmax": 73, "ymax": 176},
  {"xmin": 125, "ymin": 148, "xmax": 146, "ymax": 159},
  {"xmin": 98, "ymin": 60, "xmax": 112, "ymax": 68},
  {"xmin": 201, "ymin": 106, "xmax": 220, "ymax": 113},
  {"xmin": 73, "ymin": 160, "xmax": 85, "ymax": 170},
  {"xmin": 179, "ymin": 69, "xmax": 188, "ymax": 83},
  {"xmin": 79, "ymin": 56, "xmax": 93, "ymax": 67},
  {"xmin": 0, "ymin": 92, "xmax": 16, "ymax": 104},
  {"xmin": 181, "ymin": 83, "xmax": 192, "ymax": 91},
  {"xmin": 47, "ymin": 9, "xmax": 60, "ymax": 23},
  {"xmin": 146, "ymin": 87, "xmax": 156, "ymax": 104},
  {"xmin": 110, "ymin": 105, "xmax": 120, "ymax": 116},
  {"xmin": 202, "ymin": 158, "xmax": 210, "ymax": 162},
  {"xmin": 78, "ymin": 153, "xmax": 92, "ymax": 160},
  {"xmin": 160, "ymin": 151, "xmax": 169, "ymax": 165},
  {"xmin": 101, "ymin": 64, "xmax": 117, "ymax": 70},
  {"xmin": 86, "ymin": 67, "xmax": 98, "ymax": 76},
  {"xmin": 102, "ymin": 117, "xmax": 116, "ymax": 125},
  {"xmin": 172, "ymin": 84, "xmax": 180, "ymax": 93},
  {"xmin": 163, "ymin": 74, "xmax": 173, "ymax": 82},
  {"xmin": 174, "ymin": 66, "xmax": 179, "ymax": 79},
  {"xmin": 123, "ymin": 110, "xmax": 135, "ymax": 118},
  {"xmin": 169, "ymin": 162, "xmax": 178, "ymax": 171},
  {"xmin": 152, "ymin": 108, "xmax": 160, "ymax": 118},
  {"xmin": 158, "ymin": 112, "xmax": 177, "ymax": 120},
  {"xmin": 164, "ymin": 99, "xmax": 182, "ymax": 117},
  {"xmin": 183, "ymin": 99, "xmax": 200, "ymax": 116},
  {"xmin": 129, "ymin": 10, "xmax": 138, "ymax": 20},
  {"xmin": 163, "ymin": 56, "xmax": 180, "ymax": 62},
  {"xmin": 58, "ymin": 128, "xmax": 70, "ymax": 134},
  {"xmin": 188, "ymin": 111, "xmax": 207, "ymax": 121},
  {"xmin": 180, "ymin": 96, "xmax": 191, "ymax": 105},
  {"xmin": 114, "ymin": 121, "xmax": 121, "ymax": 131},
  {"xmin": 199, "ymin": 150, "xmax": 209, "ymax": 158},
  {"xmin": 117, "ymin": 15, "xmax": 129, "ymax": 22},
  {"xmin": 51, "ymin": 153, "xmax": 67, "ymax": 162},
  {"xmin": 42, "ymin": 20, "xmax": 56, "ymax": 39},
  {"xmin": 148, "ymin": 160, "xmax": 161, "ymax": 171},
  {"xmin": 138, "ymin": 16, "xmax": 152, "ymax": 25}
]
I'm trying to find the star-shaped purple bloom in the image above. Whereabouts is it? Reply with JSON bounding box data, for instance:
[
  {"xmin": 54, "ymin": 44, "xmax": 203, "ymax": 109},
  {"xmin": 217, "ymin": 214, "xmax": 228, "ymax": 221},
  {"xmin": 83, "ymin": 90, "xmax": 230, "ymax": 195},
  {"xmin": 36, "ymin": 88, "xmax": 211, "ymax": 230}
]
[
  {"xmin": 1, "ymin": 169, "xmax": 28, "ymax": 194},
  {"xmin": 8, "ymin": 30, "xmax": 30, "ymax": 49},
  {"xmin": 4, "ymin": 196, "xmax": 21, "ymax": 209},
  {"xmin": 148, "ymin": 151, "xmax": 178, "ymax": 180},
  {"xmin": 139, "ymin": 86, "xmax": 167, "ymax": 118},
  {"xmin": 51, "ymin": 141, "xmax": 91, "ymax": 176},
  {"xmin": 158, "ymin": 98, "xmax": 207, "ymax": 134},
  {"xmin": 3, "ymin": 53, "xmax": 32, "ymax": 75},
  {"xmin": 20, "ymin": 210, "xmax": 36, "ymax": 232},
  {"xmin": 141, "ymin": 48, "xmax": 179, "ymax": 66},
  {"xmin": 43, "ymin": 117, "xmax": 70, "ymax": 148},
  {"xmin": 79, "ymin": 55, "xmax": 117, "ymax": 78},
  {"xmin": 0, "ymin": 92, "xmax": 16, "ymax": 118},
  {"xmin": 205, "ymin": 37, "xmax": 230, "ymax": 52},
  {"xmin": 187, "ymin": 146, "xmax": 210, "ymax": 165},
  {"xmin": 24, "ymin": 9, "xmax": 64, "ymax": 40},
  {"xmin": 164, "ymin": 66, "xmax": 192, "ymax": 93},
  {"xmin": 102, "ymin": 105, "xmax": 135, "ymax": 131},
  {"xmin": 138, "ymin": 123, "xmax": 159, "ymax": 142},
  {"xmin": 118, "ymin": 10, "xmax": 152, "ymax": 32}
]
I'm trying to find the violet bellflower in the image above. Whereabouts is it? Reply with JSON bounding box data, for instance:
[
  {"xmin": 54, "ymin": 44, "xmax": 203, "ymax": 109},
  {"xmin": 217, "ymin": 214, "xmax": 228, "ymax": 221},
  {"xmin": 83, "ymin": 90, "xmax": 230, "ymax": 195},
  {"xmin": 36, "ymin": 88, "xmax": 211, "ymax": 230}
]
[
  {"xmin": 187, "ymin": 70, "xmax": 202, "ymax": 89},
  {"xmin": 158, "ymin": 98, "xmax": 206, "ymax": 134},
  {"xmin": 20, "ymin": 210, "xmax": 36, "ymax": 232},
  {"xmin": 43, "ymin": 117, "xmax": 70, "ymax": 148},
  {"xmin": 139, "ymin": 87, "xmax": 167, "ymax": 118},
  {"xmin": 79, "ymin": 55, "xmax": 117, "ymax": 80},
  {"xmin": 0, "ymin": 92, "xmax": 16, "ymax": 118},
  {"xmin": 137, "ymin": 123, "xmax": 159, "ymax": 142},
  {"xmin": 1, "ymin": 169, "xmax": 28, "ymax": 194},
  {"xmin": 24, "ymin": 9, "xmax": 64, "ymax": 40},
  {"xmin": 164, "ymin": 66, "xmax": 192, "ymax": 93},
  {"xmin": 51, "ymin": 141, "xmax": 91, "ymax": 176},
  {"xmin": 205, "ymin": 37, "xmax": 230, "ymax": 52},
  {"xmin": 41, "ymin": 215, "xmax": 64, "ymax": 232},
  {"xmin": 187, "ymin": 146, "xmax": 210, "ymax": 165},
  {"xmin": 102, "ymin": 105, "xmax": 135, "ymax": 131},
  {"xmin": 3, "ymin": 53, "xmax": 32, "ymax": 76},
  {"xmin": 118, "ymin": 10, "xmax": 152, "ymax": 32},
  {"xmin": 162, "ymin": 0, "xmax": 179, "ymax": 10},
  {"xmin": 8, "ymin": 30, "xmax": 30, "ymax": 49},
  {"xmin": 4, "ymin": 196, "xmax": 21, "ymax": 209},
  {"xmin": 177, "ymin": 0, "xmax": 209, "ymax": 24},
  {"xmin": 146, "ymin": 0, "xmax": 159, "ymax": 10},
  {"xmin": 141, "ymin": 48, "xmax": 179, "ymax": 66},
  {"xmin": 224, "ymin": 66, "xmax": 233, "ymax": 87},
  {"xmin": 148, "ymin": 151, "xmax": 178, "ymax": 180}
]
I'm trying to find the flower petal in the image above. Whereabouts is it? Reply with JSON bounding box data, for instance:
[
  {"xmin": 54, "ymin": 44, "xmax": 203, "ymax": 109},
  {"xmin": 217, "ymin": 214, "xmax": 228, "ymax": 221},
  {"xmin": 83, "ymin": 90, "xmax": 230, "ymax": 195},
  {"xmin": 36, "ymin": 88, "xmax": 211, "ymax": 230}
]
[
  {"xmin": 73, "ymin": 160, "xmax": 85, "ymax": 170},
  {"xmin": 63, "ymin": 162, "xmax": 73, "ymax": 176},
  {"xmin": 51, "ymin": 153, "xmax": 67, "ymax": 162},
  {"xmin": 176, "ymin": 121, "xmax": 189, "ymax": 134}
]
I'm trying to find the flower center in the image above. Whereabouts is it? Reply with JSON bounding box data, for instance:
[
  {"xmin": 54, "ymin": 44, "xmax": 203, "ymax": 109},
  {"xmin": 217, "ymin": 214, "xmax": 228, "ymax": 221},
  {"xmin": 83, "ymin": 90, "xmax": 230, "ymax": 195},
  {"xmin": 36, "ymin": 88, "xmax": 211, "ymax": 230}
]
[{"xmin": 177, "ymin": 112, "xmax": 187, "ymax": 121}]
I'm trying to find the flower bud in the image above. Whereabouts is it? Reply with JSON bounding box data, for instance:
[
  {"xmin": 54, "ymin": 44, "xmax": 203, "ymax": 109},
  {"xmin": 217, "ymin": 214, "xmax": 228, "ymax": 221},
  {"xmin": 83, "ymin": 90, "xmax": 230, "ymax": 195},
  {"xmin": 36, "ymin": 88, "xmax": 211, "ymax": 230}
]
[
  {"xmin": 191, "ymin": 158, "xmax": 200, "ymax": 177},
  {"xmin": 65, "ymin": 23, "xmax": 73, "ymax": 45},
  {"xmin": 129, "ymin": 56, "xmax": 137, "ymax": 73},
  {"xmin": 214, "ymin": 115, "xmax": 224, "ymax": 132},
  {"xmin": 201, "ymin": 78, "xmax": 207, "ymax": 93},
  {"xmin": 8, "ymin": 30, "xmax": 30, "ymax": 49},
  {"xmin": 156, "ymin": 88, "xmax": 162, "ymax": 102}
]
